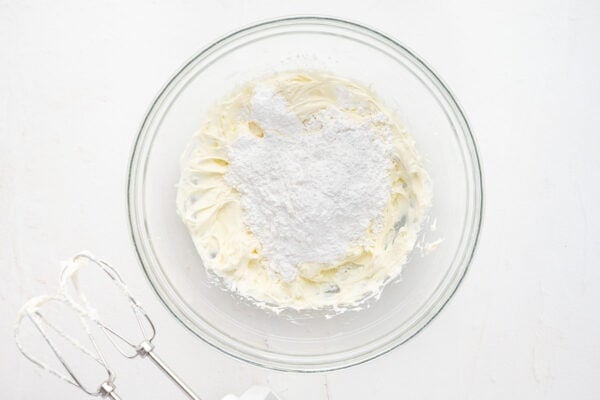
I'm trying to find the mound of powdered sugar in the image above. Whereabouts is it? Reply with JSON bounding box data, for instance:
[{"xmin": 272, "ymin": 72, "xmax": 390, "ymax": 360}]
[{"xmin": 225, "ymin": 85, "xmax": 392, "ymax": 281}]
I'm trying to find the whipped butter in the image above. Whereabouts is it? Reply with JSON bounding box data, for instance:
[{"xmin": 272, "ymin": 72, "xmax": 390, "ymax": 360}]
[{"xmin": 176, "ymin": 71, "xmax": 431, "ymax": 311}]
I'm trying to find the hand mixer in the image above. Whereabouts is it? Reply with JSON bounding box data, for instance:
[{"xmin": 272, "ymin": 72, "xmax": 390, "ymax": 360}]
[{"xmin": 15, "ymin": 251, "xmax": 203, "ymax": 400}]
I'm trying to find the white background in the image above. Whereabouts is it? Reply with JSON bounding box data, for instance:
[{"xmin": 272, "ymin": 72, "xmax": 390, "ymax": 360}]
[{"xmin": 1, "ymin": 1, "xmax": 599, "ymax": 399}]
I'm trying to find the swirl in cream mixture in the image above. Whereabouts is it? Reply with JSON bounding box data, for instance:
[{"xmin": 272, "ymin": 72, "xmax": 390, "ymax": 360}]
[{"xmin": 176, "ymin": 71, "xmax": 431, "ymax": 311}]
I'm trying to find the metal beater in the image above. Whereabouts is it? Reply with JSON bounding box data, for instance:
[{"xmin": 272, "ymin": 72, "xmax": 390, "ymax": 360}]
[
  {"xmin": 15, "ymin": 252, "xmax": 202, "ymax": 400},
  {"xmin": 15, "ymin": 294, "xmax": 123, "ymax": 399}
]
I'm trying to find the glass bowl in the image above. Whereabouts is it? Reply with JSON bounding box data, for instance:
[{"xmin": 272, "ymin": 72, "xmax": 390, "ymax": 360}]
[{"xmin": 127, "ymin": 16, "xmax": 483, "ymax": 372}]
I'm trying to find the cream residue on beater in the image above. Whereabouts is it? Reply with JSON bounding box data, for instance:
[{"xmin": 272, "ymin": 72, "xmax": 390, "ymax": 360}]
[{"xmin": 176, "ymin": 71, "xmax": 431, "ymax": 311}]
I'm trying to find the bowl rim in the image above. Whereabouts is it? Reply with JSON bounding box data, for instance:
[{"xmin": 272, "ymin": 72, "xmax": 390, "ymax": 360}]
[{"xmin": 127, "ymin": 15, "xmax": 484, "ymax": 372}]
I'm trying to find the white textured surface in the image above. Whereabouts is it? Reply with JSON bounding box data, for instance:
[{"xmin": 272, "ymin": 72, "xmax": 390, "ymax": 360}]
[{"xmin": 1, "ymin": 1, "xmax": 599, "ymax": 399}]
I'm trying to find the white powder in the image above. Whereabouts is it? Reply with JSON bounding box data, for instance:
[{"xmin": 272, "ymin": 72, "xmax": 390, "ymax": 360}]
[
  {"xmin": 250, "ymin": 86, "xmax": 304, "ymax": 135},
  {"xmin": 225, "ymin": 85, "xmax": 392, "ymax": 281}
]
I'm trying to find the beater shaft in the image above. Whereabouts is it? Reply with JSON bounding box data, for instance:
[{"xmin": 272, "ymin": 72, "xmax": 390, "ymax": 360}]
[{"xmin": 137, "ymin": 341, "xmax": 202, "ymax": 400}]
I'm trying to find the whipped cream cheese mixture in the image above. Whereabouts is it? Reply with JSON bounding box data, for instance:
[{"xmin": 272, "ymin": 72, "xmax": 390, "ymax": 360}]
[{"xmin": 176, "ymin": 71, "xmax": 431, "ymax": 311}]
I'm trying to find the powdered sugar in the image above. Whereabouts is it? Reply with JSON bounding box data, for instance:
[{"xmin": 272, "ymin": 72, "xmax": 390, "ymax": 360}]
[
  {"xmin": 225, "ymin": 85, "xmax": 392, "ymax": 281},
  {"xmin": 250, "ymin": 86, "xmax": 304, "ymax": 135}
]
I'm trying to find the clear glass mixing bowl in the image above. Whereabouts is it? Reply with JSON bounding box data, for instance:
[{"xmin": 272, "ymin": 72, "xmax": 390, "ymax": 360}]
[{"xmin": 127, "ymin": 16, "xmax": 483, "ymax": 372}]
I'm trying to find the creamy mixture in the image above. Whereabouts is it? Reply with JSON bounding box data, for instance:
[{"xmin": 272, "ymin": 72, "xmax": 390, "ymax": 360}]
[{"xmin": 176, "ymin": 71, "xmax": 431, "ymax": 311}]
